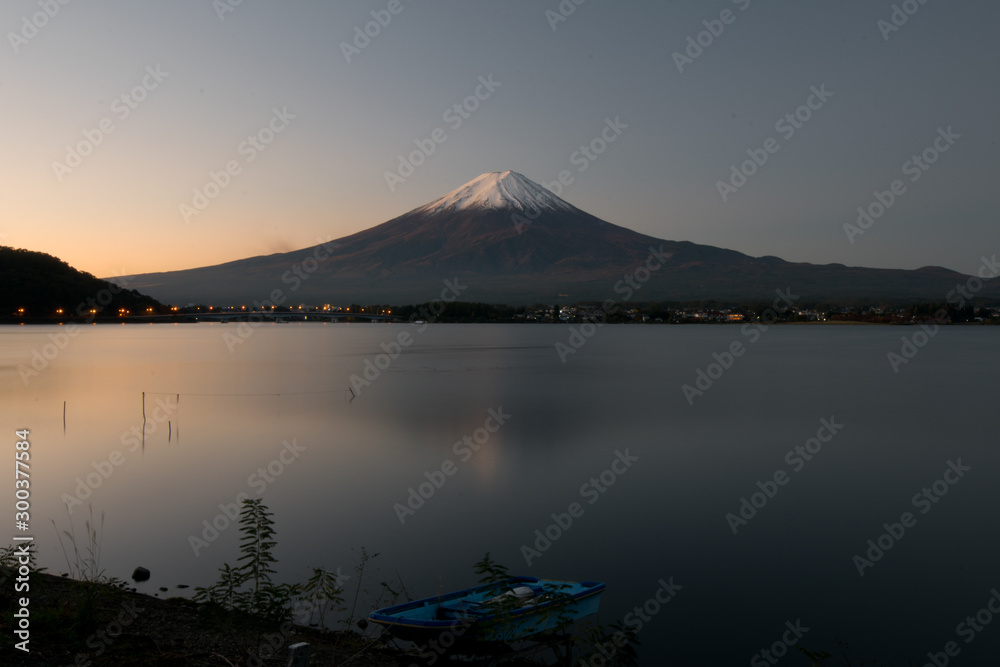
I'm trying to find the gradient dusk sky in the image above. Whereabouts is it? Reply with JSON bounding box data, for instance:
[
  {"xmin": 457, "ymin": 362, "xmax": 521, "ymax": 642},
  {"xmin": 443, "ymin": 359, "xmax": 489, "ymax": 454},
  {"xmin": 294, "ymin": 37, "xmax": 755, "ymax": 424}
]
[{"xmin": 2, "ymin": 0, "xmax": 998, "ymax": 279}]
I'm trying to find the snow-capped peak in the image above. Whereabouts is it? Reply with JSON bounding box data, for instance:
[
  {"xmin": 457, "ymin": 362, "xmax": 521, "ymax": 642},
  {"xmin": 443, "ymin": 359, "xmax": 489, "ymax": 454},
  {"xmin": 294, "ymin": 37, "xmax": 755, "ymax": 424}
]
[{"xmin": 414, "ymin": 171, "xmax": 577, "ymax": 216}]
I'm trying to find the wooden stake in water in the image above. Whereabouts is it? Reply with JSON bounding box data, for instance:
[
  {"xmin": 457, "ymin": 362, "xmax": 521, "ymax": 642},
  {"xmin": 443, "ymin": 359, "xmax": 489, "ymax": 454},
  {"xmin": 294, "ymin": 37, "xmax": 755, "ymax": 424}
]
[
  {"xmin": 141, "ymin": 392, "xmax": 147, "ymax": 451},
  {"xmin": 63, "ymin": 401, "xmax": 67, "ymax": 432}
]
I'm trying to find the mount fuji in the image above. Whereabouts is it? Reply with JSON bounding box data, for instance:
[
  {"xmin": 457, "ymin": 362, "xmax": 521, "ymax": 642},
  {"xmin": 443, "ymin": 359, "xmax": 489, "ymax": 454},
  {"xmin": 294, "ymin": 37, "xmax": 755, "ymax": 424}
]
[{"xmin": 123, "ymin": 171, "xmax": 995, "ymax": 305}]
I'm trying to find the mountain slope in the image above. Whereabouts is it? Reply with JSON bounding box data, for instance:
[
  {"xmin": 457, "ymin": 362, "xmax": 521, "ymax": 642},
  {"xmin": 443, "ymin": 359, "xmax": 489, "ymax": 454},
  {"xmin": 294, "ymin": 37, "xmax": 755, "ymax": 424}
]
[
  {"xmin": 121, "ymin": 171, "xmax": 998, "ymax": 305},
  {"xmin": 1, "ymin": 246, "xmax": 163, "ymax": 317}
]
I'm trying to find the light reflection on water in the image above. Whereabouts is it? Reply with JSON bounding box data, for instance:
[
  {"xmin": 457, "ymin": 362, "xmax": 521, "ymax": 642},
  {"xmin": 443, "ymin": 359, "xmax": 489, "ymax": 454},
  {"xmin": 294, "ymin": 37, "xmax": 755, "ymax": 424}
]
[{"xmin": 2, "ymin": 322, "xmax": 999, "ymax": 665}]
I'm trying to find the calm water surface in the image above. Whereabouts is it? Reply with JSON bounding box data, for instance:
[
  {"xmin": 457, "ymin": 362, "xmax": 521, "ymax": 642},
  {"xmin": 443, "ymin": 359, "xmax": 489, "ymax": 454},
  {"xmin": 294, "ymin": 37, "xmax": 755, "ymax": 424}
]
[{"xmin": 2, "ymin": 322, "xmax": 998, "ymax": 665}]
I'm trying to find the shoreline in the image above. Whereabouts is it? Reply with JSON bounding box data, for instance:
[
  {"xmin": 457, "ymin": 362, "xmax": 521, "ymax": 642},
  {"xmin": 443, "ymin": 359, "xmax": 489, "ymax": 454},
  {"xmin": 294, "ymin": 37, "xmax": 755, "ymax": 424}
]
[
  {"xmin": 0, "ymin": 569, "xmax": 406, "ymax": 666},
  {"xmin": 2, "ymin": 318, "xmax": 996, "ymax": 326}
]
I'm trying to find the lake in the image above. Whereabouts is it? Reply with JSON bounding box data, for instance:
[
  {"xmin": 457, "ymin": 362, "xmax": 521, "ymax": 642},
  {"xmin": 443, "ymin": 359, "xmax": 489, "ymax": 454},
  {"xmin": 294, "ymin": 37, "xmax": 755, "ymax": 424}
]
[{"xmin": 3, "ymin": 322, "xmax": 998, "ymax": 665}]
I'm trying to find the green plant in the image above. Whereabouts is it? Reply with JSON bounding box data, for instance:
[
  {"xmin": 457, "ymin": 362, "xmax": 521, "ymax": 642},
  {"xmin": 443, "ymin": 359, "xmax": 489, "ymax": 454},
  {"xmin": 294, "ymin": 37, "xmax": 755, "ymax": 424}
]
[
  {"xmin": 470, "ymin": 554, "xmax": 582, "ymax": 644},
  {"xmin": 473, "ymin": 552, "xmax": 510, "ymax": 584},
  {"xmin": 798, "ymin": 646, "xmax": 834, "ymax": 665},
  {"xmin": 0, "ymin": 542, "xmax": 45, "ymax": 591},
  {"xmin": 577, "ymin": 621, "xmax": 640, "ymax": 666},
  {"xmin": 193, "ymin": 499, "xmax": 303, "ymax": 666},
  {"xmin": 194, "ymin": 499, "xmax": 298, "ymax": 623},
  {"xmin": 237, "ymin": 499, "xmax": 297, "ymax": 621},
  {"xmin": 345, "ymin": 547, "xmax": 379, "ymax": 631},
  {"xmin": 197, "ymin": 562, "xmax": 243, "ymax": 612},
  {"xmin": 468, "ymin": 554, "xmax": 639, "ymax": 661},
  {"xmin": 0, "ymin": 542, "xmax": 42, "ymax": 571},
  {"xmin": 51, "ymin": 504, "xmax": 107, "ymax": 582},
  {"xmin": 300, "ymin": 567, "xmax": 347, "ymax": 628},
  {"xmin": 0, "ymin": 544, "xmax": 17, "ymax": 569}
]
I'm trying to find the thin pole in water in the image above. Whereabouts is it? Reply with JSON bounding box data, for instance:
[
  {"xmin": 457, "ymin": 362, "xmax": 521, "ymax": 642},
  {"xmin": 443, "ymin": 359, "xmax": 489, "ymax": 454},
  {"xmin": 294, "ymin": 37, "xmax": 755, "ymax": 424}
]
[{"xmin": 63, "ymin": 401, "xmax": 66, "ymax": 432}]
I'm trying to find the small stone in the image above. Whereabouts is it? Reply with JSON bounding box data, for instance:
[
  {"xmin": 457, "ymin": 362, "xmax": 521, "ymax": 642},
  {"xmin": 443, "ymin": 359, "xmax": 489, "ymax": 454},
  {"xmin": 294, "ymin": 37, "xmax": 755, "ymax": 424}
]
[
  {"xmin": 159, "ymin": 587, "xmax": 168, "ymax": 592},
  {"xmin": 132, "ymin": 567, "xmax": 151, "ymax": 582},
  {"xmin": 176, "ymin": 584, "xmax": 189, "ymax": 589}
]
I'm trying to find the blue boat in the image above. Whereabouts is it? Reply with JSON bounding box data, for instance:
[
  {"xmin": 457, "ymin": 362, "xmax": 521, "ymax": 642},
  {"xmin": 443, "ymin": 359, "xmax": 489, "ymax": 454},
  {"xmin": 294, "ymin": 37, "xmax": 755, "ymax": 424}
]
[{"xmin": 369, "ymin": 576, "xmax": 606, "ymax": 643}]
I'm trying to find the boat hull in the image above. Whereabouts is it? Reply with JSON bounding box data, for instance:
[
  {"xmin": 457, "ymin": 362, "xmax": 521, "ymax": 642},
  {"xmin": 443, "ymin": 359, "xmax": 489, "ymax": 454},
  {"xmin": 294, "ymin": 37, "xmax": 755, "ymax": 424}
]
[{"xmin": 369, "ymin": 576, "xmax": 606, "ymax": 643}]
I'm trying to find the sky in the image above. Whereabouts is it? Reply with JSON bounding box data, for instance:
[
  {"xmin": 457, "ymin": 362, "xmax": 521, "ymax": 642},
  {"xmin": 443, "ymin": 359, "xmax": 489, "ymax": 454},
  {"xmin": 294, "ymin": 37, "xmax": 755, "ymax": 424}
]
[{"xmin": 2, "ymin": 0, "xmax": 998, "ymax": 279}]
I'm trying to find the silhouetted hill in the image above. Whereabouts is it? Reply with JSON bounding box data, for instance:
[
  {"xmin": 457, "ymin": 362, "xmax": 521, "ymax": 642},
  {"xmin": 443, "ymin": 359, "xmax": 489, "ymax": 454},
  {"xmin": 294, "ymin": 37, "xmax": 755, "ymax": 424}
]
[{"xmin": 1, "ymin": 246, "xmax": 164, "ymax": 318}]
